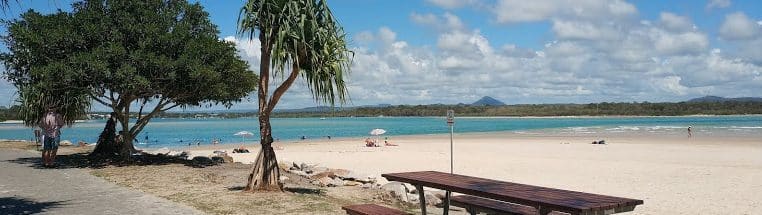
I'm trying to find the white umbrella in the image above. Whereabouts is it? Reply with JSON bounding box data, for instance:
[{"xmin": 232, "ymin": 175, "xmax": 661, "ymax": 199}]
[
  {"xmin": 369, "ymin": 128, "xmax": 386, "ymax": 145},
  {"xmin": 369, "ymin": 128, "xmax": 386, "ymax": 136},
  {"xmin": 234, "ymin": 131, "xmax": 254, "ymax": 144}
]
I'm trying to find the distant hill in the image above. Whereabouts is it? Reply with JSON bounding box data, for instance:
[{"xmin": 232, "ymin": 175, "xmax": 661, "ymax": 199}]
[
  {"xmin": 472, "ymin": 96, "xmax": 505, "ymax": 106},
  {"xmin": 687, "ymin": 96, "xmax": 762, "ymax": 103}
]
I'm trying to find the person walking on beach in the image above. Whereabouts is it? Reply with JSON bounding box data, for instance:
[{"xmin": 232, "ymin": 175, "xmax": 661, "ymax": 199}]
[
  {"xmin": 40, "ymin": 107, "xmax": 64, "ymax": 167},
  {"xmin": 687, "ymin": 126, "xmax": 692, "ymax": 138}
]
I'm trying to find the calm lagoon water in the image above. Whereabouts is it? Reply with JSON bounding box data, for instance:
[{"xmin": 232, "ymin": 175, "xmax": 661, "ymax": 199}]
[{"xmin": 1, "ymin": 116, "xmax": 760, "ymax": 148}]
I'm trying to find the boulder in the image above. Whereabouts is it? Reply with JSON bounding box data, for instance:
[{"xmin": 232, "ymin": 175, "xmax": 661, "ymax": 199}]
[
  {"xmin": 60, "ymin": 140, "xmax": 73, "ymax": 146},
  {"xmin": 279, "ymin": 176, "xmax": 289, "ymax": 183},
  {"xmin": 316, "ymin": 176, "xmax": 333, "ymax": 187},
  {"xmin": 221, "ymin": 154, "xmax": 234, "ymax": 163},
  {"xmin": 423, "ymin": 191, "xmax": 443, "ymax": 206},
  {"xmin": 291, "ymin": 162, "xmax": 300, "ymax": 170},
  {"xmin": 403, "ymin": 183, "xmax": 417, "ymax": 194},
  {"xmin": 360, "ymin": 183, "xmax": 373, "ymax": 189},
  {"xmin": 404, "ymin": 193, "xmax": 420, "ymax": 204},
  {"xmin": 310, "ymin": 171, "xmax": 336, "ymax": 180},
  {"xmin": 329, "ymin": 178, "xmax": 345, "ymax": 187},
  {"xmin": 344, "ymin": 181, "xmax": 363, "ymax": 186},
  {"xmin": 309, "ymin": 167, "xmax": 329, "ymax": 175},
  {"xmin": 381, "ymin": 182, "xmax": 408, "ymax": 200},
  {"xmin": 331, "ymin": 169, "xmax": 351, "ymax": 178}
]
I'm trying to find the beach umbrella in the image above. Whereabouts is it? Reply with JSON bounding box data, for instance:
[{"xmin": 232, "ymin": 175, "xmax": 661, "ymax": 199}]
[
  {"xmin": 369, "ymin": 128, "xmax": 386, "ymax": 136},
  {"xmin": 234, "ymin": 131, "xmax": 254, "ymax": 144},
  {"xmin": 369, "ymin": 128, "xmax": 386, "ymax": 144}
]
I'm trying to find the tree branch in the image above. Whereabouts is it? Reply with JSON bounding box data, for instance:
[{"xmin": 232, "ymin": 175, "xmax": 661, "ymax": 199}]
[
  {"xmin": 129, "ymin": 98, "xmax": 167, "ymax": 137},
  {"xmin": 90, "ymin": 94, "xmax": 111, "ymax": 107},
  {"xmin": 267, "ymin": 63, "xmax": 300, "ymax": 112}
]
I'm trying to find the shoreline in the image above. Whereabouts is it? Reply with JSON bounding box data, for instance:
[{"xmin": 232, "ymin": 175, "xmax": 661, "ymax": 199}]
[
  {"xmin": 3, "ymin": 113, "xmax": 762, "ymax": 124},
  {"xmin": 4, "ymin": 128, "xmax": 762, "ymax": 214}
]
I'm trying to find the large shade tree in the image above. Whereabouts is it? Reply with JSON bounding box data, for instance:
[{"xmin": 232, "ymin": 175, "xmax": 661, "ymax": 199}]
[
  {"xmin": 238, "ymin": 0, "xmax": 352, "ymax": 191},
  {"xmin": 2, "ymin": 0, "xmax": 258, "ymax": 159}
]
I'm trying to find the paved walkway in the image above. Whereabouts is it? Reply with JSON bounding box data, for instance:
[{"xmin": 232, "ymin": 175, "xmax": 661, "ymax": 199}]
[{"xmin": 0, "ymin": 149, "xmax": 203, "ymax": 215}]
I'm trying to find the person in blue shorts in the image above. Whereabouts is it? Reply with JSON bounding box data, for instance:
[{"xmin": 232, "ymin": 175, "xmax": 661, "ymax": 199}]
[{"xmin": 40, "ymin": 107, "xmax": 64, "ymax": 167}]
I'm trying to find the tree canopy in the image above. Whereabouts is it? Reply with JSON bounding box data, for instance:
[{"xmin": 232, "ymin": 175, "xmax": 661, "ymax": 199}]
[{"xmin": 2, "ymin": 0, "xmax": 258, "ymax": 153}]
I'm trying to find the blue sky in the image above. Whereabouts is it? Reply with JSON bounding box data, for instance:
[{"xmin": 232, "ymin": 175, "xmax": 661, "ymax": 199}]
[{"xmin": 2, "ymin": 0, "xmax": 762, "ymax": 110}]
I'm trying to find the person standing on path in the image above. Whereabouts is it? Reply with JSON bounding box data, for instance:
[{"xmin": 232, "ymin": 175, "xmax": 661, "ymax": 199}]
[{"xmin": 40, "ymin": 107, "xmax": 64, "ymax": 167}]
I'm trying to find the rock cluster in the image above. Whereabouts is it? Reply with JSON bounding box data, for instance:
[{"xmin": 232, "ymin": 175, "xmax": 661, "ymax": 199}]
[
  {"xmin": 284, "ymin": 161, "xmax": 377, "ymax": 188},
  {"xmin": 380, "ymin": 182, "xmax": 444, "ymax": 206}
]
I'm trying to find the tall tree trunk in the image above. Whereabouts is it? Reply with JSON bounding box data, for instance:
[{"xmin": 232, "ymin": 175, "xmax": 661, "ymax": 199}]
[
  {"xmin": 244, "ymin": 31, "xmax": 283, "ymax": 192},
  {"xmin": 89, "ymin": 113, "xmax": 118, "ymax": 158},
  {"xmin": 244, "ymin": 112, "xmax": 282, "ymax": 191},
  {"xmin": 89, "ymin": 109, "xmax": 136, "ymax": 161}
]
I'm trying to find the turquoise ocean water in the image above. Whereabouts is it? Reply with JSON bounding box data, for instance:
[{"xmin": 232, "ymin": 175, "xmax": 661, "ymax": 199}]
[{"xmin": 1, "ymin": 116, "xmax": 760, "ymax": 148}]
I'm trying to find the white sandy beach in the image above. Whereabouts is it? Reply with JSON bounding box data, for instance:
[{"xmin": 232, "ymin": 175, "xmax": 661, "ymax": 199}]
[{"xmin": 182, "ymin": 131, "xmax": 762, "ymax": 214}]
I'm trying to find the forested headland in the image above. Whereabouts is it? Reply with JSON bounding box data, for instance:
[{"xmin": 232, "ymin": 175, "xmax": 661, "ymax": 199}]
[{"xmin": 2, "ymin": 101, "xmax": 761, "ymax": 121}]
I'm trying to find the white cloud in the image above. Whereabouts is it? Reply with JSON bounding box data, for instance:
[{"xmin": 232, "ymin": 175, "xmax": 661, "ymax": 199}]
[
  {"xmin": 410, "ymin": 12, "xmax": 465, "ymax": 32},
  {"xmin": 659, "ymin": 12, "xmax": 694, "ymax": 32},
  {"xmin": 706, "ymin": 0, "xmax": 731, "ymax": 10},
  {"xmin": 652, "ymin": 30, "xmax": 709, "ymax": 55},
  {"xmin": 425, "ymin": 0, "xmax": 476, "ymax": 9},
  {"xmin": 719, "ymin": 12, "xmax": 760, "ymax": 40},
  {"xmin": 493, "ymin": 0, "xmax": 636, "ymax": 23},
  {"xmin": 551, "ymin": 20, "xmax": 621, "ymax": 40}
]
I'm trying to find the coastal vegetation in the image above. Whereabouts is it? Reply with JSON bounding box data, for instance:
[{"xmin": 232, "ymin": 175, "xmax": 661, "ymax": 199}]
[
  {"xmin": 237, "ymin": 0, "xmax": 353, "ymax": 192},
  {"xmin": 1, "ymin": 0, "xmax": 257, "ymax": 159},
  {"xmin": 2, "ymin": 101, "xmax": 761, "ymax": 123}
]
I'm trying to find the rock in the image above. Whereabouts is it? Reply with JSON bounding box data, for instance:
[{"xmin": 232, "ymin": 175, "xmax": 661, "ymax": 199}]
[
  {"xmin": 331, "ymin": 169, "xmax": 351, "ymax": 178},
  {"xmin": 300, "ymin": 162, "xmax": 309, "ymax": 171},
  {"xmin": 310, "ymin": 171, "xmax": 336, "ymax": 180},
  {"xmin": 404, "ymin": 193, "xmax": 420, "ymax": 204},
  {"xmin": 60, "ymin": 140, "xmax": 73, "ymax": 146},
  {"xmin": 344, "ymin": 181, "xmax": 363, "ymax": 186},
  {"xmin": 381, "ymin": 182, "xmax": 408, "ymax": 200},
  {"xmin": 403, "ymin": 183, "xmax": 417, "ymax": 194},
  {"xmin": 360, "ymin": 183, "xmax": 373, "ymax": 189},
  {"xmin": 279, "ymin": 176, "xmax": 289, "ymax": 182},
  {"xmin": 424, "ymin": 191, "xmax": 442, "ymax": 206},
  {"xmin": 291, "ymin": 162, "xmax": 300, "ymax": 170},
  {"xmin": 330, "ymin": 178, "xmax": 345, "ymax": 187},
  {"xmin": 316, "ymin": 176, "xmax": 333, "ymax": 187},
  {"xmin": 310, "ymin": 167, "xmax": 329, "ymax": 175},
  {"xmin": 221, "ymin": 154, "xmax": 233, "ymax": 163}
]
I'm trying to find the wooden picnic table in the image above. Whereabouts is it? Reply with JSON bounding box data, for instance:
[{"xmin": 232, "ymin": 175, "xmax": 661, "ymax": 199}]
[{"xmin": 382, "ymin": 171, "xmax": 643, "ymax": 215}]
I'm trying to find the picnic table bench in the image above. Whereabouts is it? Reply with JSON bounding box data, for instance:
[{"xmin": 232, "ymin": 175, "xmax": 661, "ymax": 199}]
[{"xmin": 382, "ymin": 171, "xmax": 643, "ymax": 215}]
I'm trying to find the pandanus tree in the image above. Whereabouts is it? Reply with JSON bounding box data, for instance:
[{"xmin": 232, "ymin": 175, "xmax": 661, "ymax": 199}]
[
  {"xmin": 238, "ymin": 0, "xmax": 352, "ymax": 191},
  {"xmin": 2, "ymin": 0, "xmax": 258, "ymax": 160}
]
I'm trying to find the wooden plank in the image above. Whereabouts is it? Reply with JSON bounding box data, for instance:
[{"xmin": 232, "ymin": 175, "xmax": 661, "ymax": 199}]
[
  {"xmin": 382, "ymin": 171, "xmax": 643, "ymax": 215},
  {"xmin": 341, "ymin": 204, "xmax": 409, "ymax": 215}
]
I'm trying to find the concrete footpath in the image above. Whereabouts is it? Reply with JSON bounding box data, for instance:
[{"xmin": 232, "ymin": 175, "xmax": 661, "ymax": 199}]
[{"xmin": 0, "ymin": 149, "xmax": 203, "ymax": 215}]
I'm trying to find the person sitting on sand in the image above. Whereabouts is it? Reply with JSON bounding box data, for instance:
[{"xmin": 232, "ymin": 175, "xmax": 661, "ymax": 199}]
[
  {"xmin": 364, "ymin": 138, "xmax": 376, "ymax": 147},
  {"xmin": 384, "ymin": 137, "xmax": 398, "ymax": 146},
  {"xmin": 233, "ymin": 146, "xmax": 249, "ymax": 153}
]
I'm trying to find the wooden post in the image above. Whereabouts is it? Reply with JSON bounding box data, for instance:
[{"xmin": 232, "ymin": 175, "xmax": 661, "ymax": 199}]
[
  {"xmin": 443, "ymin": 191, "xmax": 451, "ymax": 215},
  {"xmin": 416, "ymin": 185, "xmax": 426, "ymax": 215}
]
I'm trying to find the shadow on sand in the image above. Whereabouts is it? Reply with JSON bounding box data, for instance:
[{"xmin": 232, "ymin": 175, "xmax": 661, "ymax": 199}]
[
  {"xmin": 4, "ymin": 152, "xmax": 222, "ymax": 169},
  {"xmin": 0, "ymin": 197, "xmax": 68, "ymax": 215}
]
